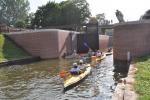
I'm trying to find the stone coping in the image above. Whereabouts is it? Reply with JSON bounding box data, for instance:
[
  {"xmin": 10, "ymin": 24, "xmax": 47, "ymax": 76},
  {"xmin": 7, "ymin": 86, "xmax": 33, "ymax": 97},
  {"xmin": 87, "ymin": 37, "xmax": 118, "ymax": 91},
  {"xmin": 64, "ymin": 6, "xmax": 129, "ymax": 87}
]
[
  {"xmin": 5, "ymin": 29, "xmax": 80, "ymax": 35},
  {"xmin": 112, "ymin": 64, "xmax": 138, "ymax": 100},
  {"xmin": 114, "ymin": 20, "xmax": 150, "ymax": 27}
]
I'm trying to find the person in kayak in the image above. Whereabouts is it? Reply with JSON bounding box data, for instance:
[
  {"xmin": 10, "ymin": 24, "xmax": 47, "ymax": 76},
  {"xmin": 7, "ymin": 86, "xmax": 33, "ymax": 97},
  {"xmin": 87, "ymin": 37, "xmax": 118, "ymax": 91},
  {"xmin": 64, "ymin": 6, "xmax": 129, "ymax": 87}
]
[
  {"xmin": 108, "ymin": 48, "xmax": 112, "ymax": 52},
  {"xmin": 70, "ymin": 63, "xmax": 81, "ymax": 75},
  {"xmin": 88, "ymin": 49, "xmax": 93, "ymax": 57},
  {"xmin": 96, "ymin": 50, "xmax": 102, "ymax": 57},
  {"xmin": 78, "ymin": 60, "xmax": 86, "ymax": 72}
]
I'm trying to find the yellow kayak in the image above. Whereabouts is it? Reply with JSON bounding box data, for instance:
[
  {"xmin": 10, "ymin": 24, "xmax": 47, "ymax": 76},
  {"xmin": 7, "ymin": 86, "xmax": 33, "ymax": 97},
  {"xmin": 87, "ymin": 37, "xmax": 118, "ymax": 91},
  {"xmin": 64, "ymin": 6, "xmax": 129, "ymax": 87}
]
[
  {"xmin": 64, "ymin": 64, "xmax": 91, "ymax": 90},
  {"xmin": 96, "ymin": 53, "xmax": 106, "ymax": 61},
  {"xmin": 105, "ymin": 51, "xmax": 113, "ymax": 56}
]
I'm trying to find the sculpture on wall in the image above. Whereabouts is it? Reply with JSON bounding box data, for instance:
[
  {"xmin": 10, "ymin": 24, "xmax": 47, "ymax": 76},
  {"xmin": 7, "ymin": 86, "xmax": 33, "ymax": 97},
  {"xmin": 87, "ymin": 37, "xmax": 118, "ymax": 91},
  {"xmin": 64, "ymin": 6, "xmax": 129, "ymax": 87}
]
[{"xmin": 115, "ymin": 10, "xmax": 125, "ymax": 23}]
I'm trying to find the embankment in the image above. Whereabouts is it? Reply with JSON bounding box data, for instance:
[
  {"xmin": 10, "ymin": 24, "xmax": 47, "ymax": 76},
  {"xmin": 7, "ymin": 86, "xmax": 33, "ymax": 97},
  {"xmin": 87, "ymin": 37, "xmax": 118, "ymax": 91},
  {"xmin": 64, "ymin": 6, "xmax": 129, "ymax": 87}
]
[{"xmin": 0, "ymin": 33, "xmax": 30, "ymax": 63}]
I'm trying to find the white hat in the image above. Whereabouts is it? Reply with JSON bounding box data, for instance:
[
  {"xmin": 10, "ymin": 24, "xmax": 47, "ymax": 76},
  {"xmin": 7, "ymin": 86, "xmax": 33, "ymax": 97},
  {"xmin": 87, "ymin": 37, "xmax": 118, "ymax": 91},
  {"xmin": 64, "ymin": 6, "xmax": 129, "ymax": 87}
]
[
  {"xmin": 79, "ymin": 60, "xmax": 83, "ymax": 63},
  {"xmin": 73, "ymin": 63, "xmax": 77, "ymax": 66}
]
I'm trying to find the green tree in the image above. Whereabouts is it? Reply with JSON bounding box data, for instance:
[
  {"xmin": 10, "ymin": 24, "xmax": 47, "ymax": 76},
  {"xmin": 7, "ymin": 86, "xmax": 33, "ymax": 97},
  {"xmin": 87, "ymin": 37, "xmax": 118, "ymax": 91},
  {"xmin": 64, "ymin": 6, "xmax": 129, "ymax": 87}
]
[
  {"xmin": 14, "ymin": 20, "xmax": 26, "ymax": 28},
  {"xmin": 0, "ymin": 0, "xmax": 30, "ymax": 26},
  {"xmin": 140, "ymin": 9, "xmax": 150, "ymax": 20},
  {"xmin": 60, "ymin": 0, "xmax": 91, "ymax": 25},
  {"xmin": 88, "ymin": 17, "xmax": 98, "ymax": 24},
  {"xmin": 60, "ymin": 1, "xmax": 80, "ymax": 25},
  {"xmin": 96, "ymin": 13, "xmax": 111, "ymax": 25},
  {"xmin": 32, "ymin": 0, "xmax": 91, "ymax": 28},
  {"xmin": 26, "ymin": 12, "xmax": 35, "ymax": 28},
  {"xmin": 32, "ymin": 2, "xmax": 61, "ymax": 28}
]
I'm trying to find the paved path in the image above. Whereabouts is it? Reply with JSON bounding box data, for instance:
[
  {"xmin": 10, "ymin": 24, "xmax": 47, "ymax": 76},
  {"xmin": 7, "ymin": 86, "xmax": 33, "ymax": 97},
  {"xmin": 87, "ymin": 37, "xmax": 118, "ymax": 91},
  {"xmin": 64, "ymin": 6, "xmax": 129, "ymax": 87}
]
[{"xmin": 112, "ymin": 64, "xmax": 138, "ymax": 100}]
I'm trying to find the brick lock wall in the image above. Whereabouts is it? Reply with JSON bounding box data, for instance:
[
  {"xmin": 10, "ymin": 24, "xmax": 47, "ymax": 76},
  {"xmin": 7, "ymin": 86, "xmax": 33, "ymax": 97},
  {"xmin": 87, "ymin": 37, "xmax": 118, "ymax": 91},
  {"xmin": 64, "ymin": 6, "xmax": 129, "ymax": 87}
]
[
  {"xmin": 8, "ymin": 29, "xmax": 72, "ymax": 59},
  {"xmin": 113, "ymin": 21, "xmax": 150, "ymax": 61},
  {"xmin": 99, "ymin": 35, "xmax": 110, "ymax": 51},
  {"xmin": 57, "ymin": 30, "xmax": 72, "ymax": 57}
]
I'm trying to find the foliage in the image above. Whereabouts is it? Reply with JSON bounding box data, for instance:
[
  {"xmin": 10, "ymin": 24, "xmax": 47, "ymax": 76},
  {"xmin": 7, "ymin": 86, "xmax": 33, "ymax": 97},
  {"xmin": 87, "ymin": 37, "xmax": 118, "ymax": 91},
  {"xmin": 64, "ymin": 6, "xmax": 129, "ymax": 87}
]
[
  {"xmin": 140, "ymin": 9, "xmax": 150, "ymax": 20},
  {"xmin": 14, "ymin": 20, "xmax": 26, "ymax": 28},
  {"xmin": 134, "ymin": 55, "xmax": 150, "ymax": 100},
  {"xmin": 32, "ymin": 2, "xmax": 61, "ymax": 27},
  {"xmin": 32, "ymin": 0, "xmax": 91, "ymax": 28},
  {"xmin": 14, "ymin": 12, "xmax": 35, "ymax": 28},
  {"xmin": 61, "ymin": 0, "xmax": 91, "ymax": 25},
  {"xmin": 96, "ymin": 13, "xmax": 112, "ymax": 25},
  {"xmin": 0, "ymin": 0, "xmax": 30, "ymax": 26},
  {"xmin": 88, "ymin": 17, "xmax": 98, "ymax": 24},
  {"xmin": 0, "ymin": 34, "xmax": 29, "ymax": 62},
  {"xmin": 26, "ymin": 12, "xmax": 35, "ymax": 28}
]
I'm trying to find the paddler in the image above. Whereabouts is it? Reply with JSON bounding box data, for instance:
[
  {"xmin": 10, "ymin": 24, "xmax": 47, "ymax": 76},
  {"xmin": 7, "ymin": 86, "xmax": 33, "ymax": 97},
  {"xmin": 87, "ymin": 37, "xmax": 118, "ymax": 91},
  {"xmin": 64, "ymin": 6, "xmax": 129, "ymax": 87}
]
[
  {"xmin": 108, "ymin": 48, "xmax": 112, "ymax": 52},
  {"xmin": 96, "ymin": 50, "xmax": 102, "ymax": 57},
  {"xmin": 78, "ymin": 60, "xmax": 86, "ymax": 72},
  {"xmin": 87, "ymin": 49, "xmax": 93, "ymax": 57},
  {"xmin": 70, "ymin": 63, "xmax": 81, "ymax": 75}
]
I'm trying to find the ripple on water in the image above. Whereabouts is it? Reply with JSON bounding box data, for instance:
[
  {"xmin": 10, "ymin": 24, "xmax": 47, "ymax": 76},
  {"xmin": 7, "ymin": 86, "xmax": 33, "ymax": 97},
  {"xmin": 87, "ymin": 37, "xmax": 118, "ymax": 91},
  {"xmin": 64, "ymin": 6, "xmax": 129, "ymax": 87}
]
[{"xmin": 0, "ymin": 55, "xmax": 115, "ymax": 100}]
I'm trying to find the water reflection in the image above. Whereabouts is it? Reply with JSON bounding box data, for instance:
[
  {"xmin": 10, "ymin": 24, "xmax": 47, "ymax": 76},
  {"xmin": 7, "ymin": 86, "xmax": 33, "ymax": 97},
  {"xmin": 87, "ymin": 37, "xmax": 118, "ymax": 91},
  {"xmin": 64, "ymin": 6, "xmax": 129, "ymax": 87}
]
[{"xmin": 0, "ymin": 55, "xmax": 115, "ymax": 100}]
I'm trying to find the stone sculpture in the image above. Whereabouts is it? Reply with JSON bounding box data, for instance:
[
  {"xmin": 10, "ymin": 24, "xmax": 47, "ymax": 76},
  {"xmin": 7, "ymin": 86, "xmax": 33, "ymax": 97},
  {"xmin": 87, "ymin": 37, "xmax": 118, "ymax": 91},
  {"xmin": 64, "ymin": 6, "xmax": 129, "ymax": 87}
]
[{"xmin": 115, "ymin": 10, "xmax": 125, "ymax": 23}]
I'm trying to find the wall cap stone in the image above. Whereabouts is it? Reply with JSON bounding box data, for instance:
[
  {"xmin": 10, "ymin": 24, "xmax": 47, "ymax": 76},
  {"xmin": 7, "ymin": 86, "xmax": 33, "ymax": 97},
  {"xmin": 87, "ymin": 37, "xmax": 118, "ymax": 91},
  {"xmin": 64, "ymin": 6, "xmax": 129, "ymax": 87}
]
[
  {"xmin": 114, "ymin": 20, "xmax": 150, "ymax": 27},
  {"xmin": 6, "ymin": 29, "xmax": 78, "ymax": 35}
]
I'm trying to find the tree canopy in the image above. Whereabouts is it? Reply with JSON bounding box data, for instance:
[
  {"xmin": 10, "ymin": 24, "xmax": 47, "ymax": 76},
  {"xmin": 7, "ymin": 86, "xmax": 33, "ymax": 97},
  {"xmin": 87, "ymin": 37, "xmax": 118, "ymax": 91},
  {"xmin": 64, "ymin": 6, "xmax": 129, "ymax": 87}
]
[
  {"xmin": 32, "ymin": 2, "xmax": 61, "ymax": 27},
  {"xmin": 0, "ymin": 0, "xmax": 30, "ymax": 26},
  {"xmin": 32, "ymin": 0, "xmax": 91, "ymax": 28},
  {"xmin": 88, "ymin": 17, "xmax": 98, "ymax": 24},
  {"xmin": 140, "ymin": 9, "xmax": 150, "ymax": 20},
  {"xmin": 96, "ymin": 13, "xmax": 112, "ymax": 25}
]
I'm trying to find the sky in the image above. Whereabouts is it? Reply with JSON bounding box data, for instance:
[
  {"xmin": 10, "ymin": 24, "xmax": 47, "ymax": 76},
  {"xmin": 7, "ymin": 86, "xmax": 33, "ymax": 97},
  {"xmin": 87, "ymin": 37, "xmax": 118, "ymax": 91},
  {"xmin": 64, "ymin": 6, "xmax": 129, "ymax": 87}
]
[{"xmin": 29, "ymin": 0, "xmax": 150, "ymax": 23}]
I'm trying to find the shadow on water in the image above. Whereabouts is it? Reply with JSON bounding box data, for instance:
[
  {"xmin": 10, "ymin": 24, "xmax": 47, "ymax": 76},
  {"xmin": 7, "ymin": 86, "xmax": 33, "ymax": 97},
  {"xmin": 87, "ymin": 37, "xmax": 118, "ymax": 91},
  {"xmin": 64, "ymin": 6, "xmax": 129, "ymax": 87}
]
[{"xmin": 0, "ymin": 55, "xmax": 116, "ymax": 100}]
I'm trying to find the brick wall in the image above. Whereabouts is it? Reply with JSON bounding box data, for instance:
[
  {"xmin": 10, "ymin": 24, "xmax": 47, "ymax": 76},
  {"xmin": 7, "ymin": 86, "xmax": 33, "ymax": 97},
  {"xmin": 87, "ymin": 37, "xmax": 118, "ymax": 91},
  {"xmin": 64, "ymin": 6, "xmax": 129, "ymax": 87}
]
[
  {"xmin": 6, "ymin": 29, "xmax": 113, "ymax": 59},
  {"xmin": 113, "ymin": 21, "xmax": 150, "ymax": 61},
  {"xmin": 7, "ymin": 29, "xmax": 72, "ymax": 59},
  {"xmin": 99, "ymin": 35, "xmax": 112, "ymax": 51}
]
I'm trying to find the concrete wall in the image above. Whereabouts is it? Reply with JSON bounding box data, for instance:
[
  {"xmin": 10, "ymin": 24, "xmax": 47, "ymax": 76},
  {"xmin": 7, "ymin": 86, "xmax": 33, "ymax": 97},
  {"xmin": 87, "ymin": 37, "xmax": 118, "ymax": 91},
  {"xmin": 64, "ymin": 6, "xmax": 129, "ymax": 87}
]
[
  {"xmin": 113, "ymin": 21, "xmax": 150, "ymax": 62},
  {"xmin": 7, "ymin": 29, "xmax": 74, "ymax": 59}
]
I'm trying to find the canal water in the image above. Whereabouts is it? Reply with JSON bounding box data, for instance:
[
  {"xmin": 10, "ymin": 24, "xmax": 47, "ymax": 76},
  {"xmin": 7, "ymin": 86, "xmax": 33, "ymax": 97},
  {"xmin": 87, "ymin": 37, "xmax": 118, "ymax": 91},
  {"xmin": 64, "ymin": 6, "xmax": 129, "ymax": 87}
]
[{"xmin": 0, "ymin": 55, "xmax": 115, "ymax": 100}]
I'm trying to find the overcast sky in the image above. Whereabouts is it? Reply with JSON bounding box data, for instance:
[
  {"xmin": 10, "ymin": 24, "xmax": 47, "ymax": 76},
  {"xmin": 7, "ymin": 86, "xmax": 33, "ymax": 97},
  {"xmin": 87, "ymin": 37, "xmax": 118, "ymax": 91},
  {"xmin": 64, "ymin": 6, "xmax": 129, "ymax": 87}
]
[{"xmin": 29, "ymin": 0, "xmax": 150, "ymax": 23}]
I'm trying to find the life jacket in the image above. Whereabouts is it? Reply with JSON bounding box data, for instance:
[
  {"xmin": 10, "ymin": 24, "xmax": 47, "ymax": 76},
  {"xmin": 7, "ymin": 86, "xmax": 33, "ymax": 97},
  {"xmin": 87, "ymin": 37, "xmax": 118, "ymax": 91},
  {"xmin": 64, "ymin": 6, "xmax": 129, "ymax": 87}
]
[{"xmin": 70, "ymin": 67, "xmax": 80, "ymax": 75}]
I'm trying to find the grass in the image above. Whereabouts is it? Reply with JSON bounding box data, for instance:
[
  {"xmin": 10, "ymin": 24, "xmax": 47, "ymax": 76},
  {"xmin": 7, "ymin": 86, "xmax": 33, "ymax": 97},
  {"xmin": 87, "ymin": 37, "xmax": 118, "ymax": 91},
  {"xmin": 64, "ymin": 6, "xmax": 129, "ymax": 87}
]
[
  {"xmin": 134, "ymin": 55, "xmax": 150, "ymax": 100},
  {"xmin": 0, "ymin": 33, "xmax": 29, "ymax": 62}
]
